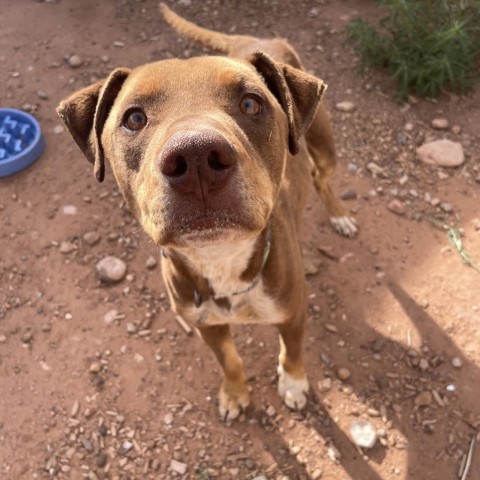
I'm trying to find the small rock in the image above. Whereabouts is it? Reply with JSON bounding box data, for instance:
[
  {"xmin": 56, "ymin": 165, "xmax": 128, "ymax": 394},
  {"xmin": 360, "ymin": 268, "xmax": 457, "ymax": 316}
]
[
  {"xmin": 340, "ymin": 190, "xmax": 357, "ymax": 201},
  {"xmin": 53, "ymin": 125, "xmax": 64, "ymax": 135},
  {"xmin": 418, "ymin": 358, "xmax": 429, "ymax": 371},
  {"xmin": 253, "ymin": 477, "xmax": 267, "ymax": 480},
  {"xmin": 101, "ymin": 55, "xmax": 110, "ymax": 63},
  {"xmin": 371, "ymin": 338, "xmax": 384, "ymax": 352},
  {"xmin": 120, "ymin": 441, "xmax": 133, "ymax": 454},
  {"xmin": 337, "ymin": 367, "xmax": 351, "ymax": 381},
  {"xmin": 414, "ymin": 390, "xmax": 432, "ymax": 407},
  {"xmin": 387, "ymin": 199, "xmax": 405, "ymax": 216},
  {"xmin": 324, "ymin": 323, "xmax": 338, "ymax": 333},
  {"xmin": 349, "ymin": 420, "xmax": 377, "ymax": 448},
  {"xmin": 404, "ymin": 122, "xmax": 414, "ymax": 132},
  {"xmin": 59, "ymin": 241, "xmax": 76, "ymax": 254},
  {"xmin": 96, "ymin": 452, "xmax": 108, "ymax": 468},
  {"xmin": 170, "ymin": 459, "xmax": 187, "ymax": 475},
  {"xmin": 266, "ymin": 405, "xmax": 276, "ymax": 417},
  {"xmin": 440, "ymin": 202, "xmax": 453, "ymax": 213},
  {"xmin": 83, "ymin": 231, "xmax": 101, "ymax": 246},
  {"xmin": 145, "ymin": 255, "xmax": 157, "ymax": 269},
  {"xmin": 113, "ymin": 40, "xmax": 125, "ymax": 48},
  {"xmin": 22, "ymin": 329, "xmax": 33, "ymax": 343},
  {"xmin": 164, "ymin": 412, "xmax": 174, "ymax": 425},
  {"xmin": 0, "ymin": 334, "xmax": 7, "ymax": 343},
  {"xmin": 451, "ymin": 357, "xmax": 462, "ymax": 368},
  {"xmin": 347, "ymin": 163, "xmax": 358, "ymax": 174},
  {"xmin": 431, "ymin": 118, "xmax": 449, "ymax": 130},
  {"xmin": 367, "ymin": 162, "xmax": 386, "ymax": 178},
  {"xmin": 37, "ymin": 90, "xmax": 49, "ymax": 100},
  {"xmin": 318, "ymin": 377, "xmax": 332, "ymax": 393},
  {"xmin": 311, "ymin": 469, "xmax": 323, "ymax": 480},
  {"xmin": 82, "ymin": 438, "xmax": 93, "ymax": 452},
  {"xmin": 104, "ymin": 309, "xmax": 119, "ymax": 325},
  {"xmin": 68, "ymin": 54, "xmax": 83, "ymax": 68},
  {"xmin": 126, "ymin": 322, "xmax": 137, "ymax": 334},
  {"xmin": 63, "ymin": 205, "xmax": 78, "ymax": 215},
  {"xmin": 437, "ymin": 171, "xmax": 449, "ymax": 180},
  {"xmin": 89, "ymin": 362, "xmax": 101, "ymax": 374},
  {"xmin": 472, "ymin": 218, "xmax": 480, "ymax": 231},
  {"xmin": 96, "ymin": 256, "xmax": 127, "ymax": 283},
  {"xmin": 416, "ymin": 139, "xmax": 465, "ymax": 167},
  {"xmin": 335, "ymin": 101, "xmax": 356, "ymax": 113}
]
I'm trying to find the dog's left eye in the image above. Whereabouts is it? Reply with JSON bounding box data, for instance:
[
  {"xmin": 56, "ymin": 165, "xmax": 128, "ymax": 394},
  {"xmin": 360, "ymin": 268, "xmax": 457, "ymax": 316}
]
[
  {"xmin": 239, "ymin": 95, "xmax": 263, "ymax": 116},
  {"xmin": 123, "ymin": 109, "xmax": 147, "ymax": 131}
]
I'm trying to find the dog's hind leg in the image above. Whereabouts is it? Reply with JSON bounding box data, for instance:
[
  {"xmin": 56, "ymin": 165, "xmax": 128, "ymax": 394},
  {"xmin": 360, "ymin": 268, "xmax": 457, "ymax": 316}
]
[
  {"xmin": 198, "ymin": 324, "xmax": 250, "ymax": 422},
  {"xmin": 306, "ymin": 106, "xmax": 358, "ymax": 237}
]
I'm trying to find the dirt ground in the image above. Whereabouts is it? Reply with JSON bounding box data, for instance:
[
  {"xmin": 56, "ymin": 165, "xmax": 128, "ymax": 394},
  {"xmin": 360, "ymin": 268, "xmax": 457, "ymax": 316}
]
[{"xmin": 1, "ymin": 1, "xmax": 479, "ymax": 479}]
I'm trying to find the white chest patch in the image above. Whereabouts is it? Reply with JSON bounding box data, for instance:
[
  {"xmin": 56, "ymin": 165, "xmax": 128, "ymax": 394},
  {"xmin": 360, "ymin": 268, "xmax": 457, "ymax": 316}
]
[{"xmin": 179, "ymin": 239, "xmax": 286, "ymax": 326}]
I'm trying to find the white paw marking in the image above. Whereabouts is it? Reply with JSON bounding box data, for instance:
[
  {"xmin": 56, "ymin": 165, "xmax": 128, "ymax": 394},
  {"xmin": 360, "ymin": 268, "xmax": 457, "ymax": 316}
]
[
  {"xmin": 218, "ymin": 384, "xmax": 250, "ymax": 422},
  {"xmin": 277, "ymin": 365, "xmax": 309, "ymax": 410},
  {"xmin": 330, "ymin": 216, "xmax": 358, "ymax": 238}
]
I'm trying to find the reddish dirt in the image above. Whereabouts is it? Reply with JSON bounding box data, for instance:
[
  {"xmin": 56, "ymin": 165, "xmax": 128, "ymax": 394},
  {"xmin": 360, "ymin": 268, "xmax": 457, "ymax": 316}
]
[{"xmin": 1, "ymin": 1, "xmax": 479, "ymax": 479}]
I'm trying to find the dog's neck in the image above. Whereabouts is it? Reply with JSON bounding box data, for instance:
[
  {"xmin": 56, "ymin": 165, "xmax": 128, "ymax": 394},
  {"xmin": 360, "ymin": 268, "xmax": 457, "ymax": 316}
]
[{"xmin": 167, "ymin": 226, "xmax": 271, "ymax": 300}]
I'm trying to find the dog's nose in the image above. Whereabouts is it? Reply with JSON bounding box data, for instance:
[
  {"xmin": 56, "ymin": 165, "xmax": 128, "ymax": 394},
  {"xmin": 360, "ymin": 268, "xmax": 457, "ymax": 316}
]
[{"xmin": 159, "ymin": 131, "xmax": 236, "ymax": 194}]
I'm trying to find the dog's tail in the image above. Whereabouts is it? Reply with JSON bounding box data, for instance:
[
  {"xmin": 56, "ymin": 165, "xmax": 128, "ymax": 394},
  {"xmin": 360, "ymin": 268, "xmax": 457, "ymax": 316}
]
[{"xmin": 160, "ymin": 2, "xmax": 243, "ymax": 54}]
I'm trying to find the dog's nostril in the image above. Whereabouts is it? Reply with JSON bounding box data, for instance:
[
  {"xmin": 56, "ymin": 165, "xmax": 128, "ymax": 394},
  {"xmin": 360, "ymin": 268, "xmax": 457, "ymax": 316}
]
[
  {"xmin": 163, "ymin": 156, "xmax": 188, "ymax": 177},
  {"xmin": 208, "ymin": 151, "xmax": 230, "ymax": 171}
]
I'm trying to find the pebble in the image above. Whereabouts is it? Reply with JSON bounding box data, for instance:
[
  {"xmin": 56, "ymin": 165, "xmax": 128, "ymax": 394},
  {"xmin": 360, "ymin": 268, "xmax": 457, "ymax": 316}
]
[
  {"xmin": 472, "ymin": 218, "xmax": 480, "ymax": 231},
  {"xmin": 324, "ymin": 323, "xmax": 338, "ymax": 333},
  {"xmin": 170, "ymin": 459, "xmax": 187, "ymax": 475},
  {"xmin": 414, "ymin": 390, "xmax": 432, "ymax": 407},
  {"xmin": 387, "ymin": 199, "xmax": 405, "ymax": 216},
  {"xmin": 145, "ymin": 255, "xmax": 158, "ymax": 269},
  {"xmin": 349, "ymin": 420, "xmax": 377, "ymax": 448},
  {"xmin": 337, "ymin": 367, "xmax": 351, "ymax": 381},
  {"xmin": 431, "ymin": 117, "xmax": 449, "ymax": 130},
  {"xmin": 404, "ymin": 122, "xmax": 414, "ymax": 132},
  {"xmin": 83, "ymin": 231, "xmax": 101, "ymax": 246},
  {"xmin": 0, "ymin": 334, "xmax": 7, "ymax": 343},
  {"xmin": 96, "ymin": 452, "xmax": 108, "ymax": 468},
  {"xmin": 367, "ymin": 162, "xmax": 386, "ymax": 178},
  {"xmin": 68, "ymin": 54, "xmax": 83, "ymax": 68},
  {"xmin": 96, "ymin": 256, "xmax": 127, "ymax": 283},
  {"xmin": 253, "ymin": 477, "xmax": 267, "ymax": 480},
  {"xmin": 59, "ymin": 241, "xmax": 76, "ymax": 254},
  {"xmin": 37, "ymin": 90, "xmax": 49, "ymax": 100},
  {"xmin": 104, "ymin": 309, "xmax": 119, "ymax": 325},
  {"xmin": 266, "ymin": 405, "xmax": 276, "ymax": 417},
  {"xmin": 416, "ymin": 139, "xmax": 465, "ymax": 167},
  {"xmin": 451, "ymin": 357, "xmax": 462, "ymax": 368},
  {"xmin": 89, "ymin": 362, "xmax": 101, "ymax": 374},
  {"xmin": 63, "ymin": 205, "xmax": 78, "ymax": 215},
  {"xmin": 335, "ymin": 101, "xmax": 356, "ymax": 113},
  {"xmin": 440, "ymin": 202, "xmax": 453, "ymax": 213},
  {"xmin": 340, "ymin": 190, "xmax": 357, "ymax": 201},
  {"xmin": 164, "ymin": 412, "xmax": 174, "ymax": 425},
  {"xmin": 53, "ymin": 125, "xmax": 64, "ymax": 135},
  {"xmin": 318, "ymin": 377, "xmax": 332, "ymax": 393},
  {"xmin": 311, "ymin": 470, "xmax": 323, "ymax": 480},
  {"xmin": 347, "ymin": 163, "xmax": 358, "ymax": 174},
  {"xmin": 121, "ymin": 441, "xmax": 133, "ymax": 454}
]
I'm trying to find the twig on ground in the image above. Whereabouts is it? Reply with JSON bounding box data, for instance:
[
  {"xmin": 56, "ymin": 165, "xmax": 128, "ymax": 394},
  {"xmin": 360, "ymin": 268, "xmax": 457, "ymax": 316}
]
[
  {"xmin": 175, "ymin": 315, "xmax": 193, "ymax": 336},
  {"xmin": 460, "ymin": 435, "xmax": 476, "ymax": 480}
]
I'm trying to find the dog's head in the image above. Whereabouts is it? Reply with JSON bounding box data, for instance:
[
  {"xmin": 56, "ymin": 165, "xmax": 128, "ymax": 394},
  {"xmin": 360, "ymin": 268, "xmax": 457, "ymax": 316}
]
[{"xmin": 57, "ymin": 53, "xmax": 326, "ymax": 247}]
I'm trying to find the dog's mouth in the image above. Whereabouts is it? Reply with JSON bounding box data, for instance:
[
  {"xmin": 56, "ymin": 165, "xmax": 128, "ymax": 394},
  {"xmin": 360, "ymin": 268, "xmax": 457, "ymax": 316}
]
[{"xmin": 156, "ymin": 209, "xmax": 255, "ymax": 247}]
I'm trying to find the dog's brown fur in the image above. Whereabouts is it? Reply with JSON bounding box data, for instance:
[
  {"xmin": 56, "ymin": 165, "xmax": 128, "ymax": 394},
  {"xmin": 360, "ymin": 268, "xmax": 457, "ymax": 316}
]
[{"xmin": 57, "ymin": 5, "xmax": 356, "ymax": 421}]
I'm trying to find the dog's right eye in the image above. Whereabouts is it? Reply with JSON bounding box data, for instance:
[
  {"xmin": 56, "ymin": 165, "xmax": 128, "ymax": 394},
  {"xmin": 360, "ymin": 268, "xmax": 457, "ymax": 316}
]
[{"xmin": 123, "ymin": 109, "xmax": 147, "ymax": 131}]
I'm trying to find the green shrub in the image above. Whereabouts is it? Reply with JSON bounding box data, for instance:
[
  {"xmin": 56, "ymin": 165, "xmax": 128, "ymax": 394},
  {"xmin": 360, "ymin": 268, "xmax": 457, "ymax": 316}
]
[{"xmin": 347, "ymin": 0, "xmax": 480, "ymax": 99}]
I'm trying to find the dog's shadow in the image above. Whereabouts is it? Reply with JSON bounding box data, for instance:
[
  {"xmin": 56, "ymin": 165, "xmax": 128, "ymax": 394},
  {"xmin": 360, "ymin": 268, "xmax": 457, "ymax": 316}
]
[{"xmin": 230, "ymin": 275, "xmax": 479, "ymax": 480}]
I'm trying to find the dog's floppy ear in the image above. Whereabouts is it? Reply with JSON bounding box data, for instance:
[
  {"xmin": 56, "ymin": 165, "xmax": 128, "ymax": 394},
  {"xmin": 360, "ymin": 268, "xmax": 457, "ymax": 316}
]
[
  {"xmin": 248, "ymin": 52, "xmax": 327, "ymax": 155},
  {"xmin": 57, "ymin": 68, "xmax": 130, "ymax": 182}
]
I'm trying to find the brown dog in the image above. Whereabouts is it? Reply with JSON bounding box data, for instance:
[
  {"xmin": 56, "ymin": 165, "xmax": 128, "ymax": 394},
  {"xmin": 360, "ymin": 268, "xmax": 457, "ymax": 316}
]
[{"xmin": 57, "ymin": 4, "xmax": 357, "ymax": 421}]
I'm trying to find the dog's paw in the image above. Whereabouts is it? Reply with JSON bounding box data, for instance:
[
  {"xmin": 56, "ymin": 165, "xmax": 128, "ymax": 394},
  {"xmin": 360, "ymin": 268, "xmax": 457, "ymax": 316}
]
[
  {"xmin": 277, "ymin": 365, "xmax": 309, "ymax": 410},
  {"xmin": 218, "ymin": 380, "xmax": 250, "ymax": 422},
  {"xmin": 330, "ymin": 215, "xmax": 358, "ymax": 238}
]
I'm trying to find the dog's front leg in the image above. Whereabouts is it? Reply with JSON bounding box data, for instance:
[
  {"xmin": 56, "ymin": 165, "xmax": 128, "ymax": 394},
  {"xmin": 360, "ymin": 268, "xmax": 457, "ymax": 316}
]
[
  {"xmin": 197, "ymin": 324, "xmax": 250, "ymax": 421},
  {"xmin": 276, "ymin": 316, "xmax": 309, "ymax": 410}
]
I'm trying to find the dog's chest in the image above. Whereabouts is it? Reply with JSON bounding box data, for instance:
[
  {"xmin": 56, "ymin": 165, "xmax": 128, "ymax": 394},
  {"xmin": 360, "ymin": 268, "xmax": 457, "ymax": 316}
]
[{"xmin": 182, "ymin": 242, "xmax": 286, "ymax": 326}]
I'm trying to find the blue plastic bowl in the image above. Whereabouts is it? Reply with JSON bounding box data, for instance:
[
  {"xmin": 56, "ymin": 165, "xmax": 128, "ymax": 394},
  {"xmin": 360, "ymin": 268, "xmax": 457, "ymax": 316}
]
[{"xmin": 0, "ymin": 108, "xmax": 45, "ymax": 177}]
